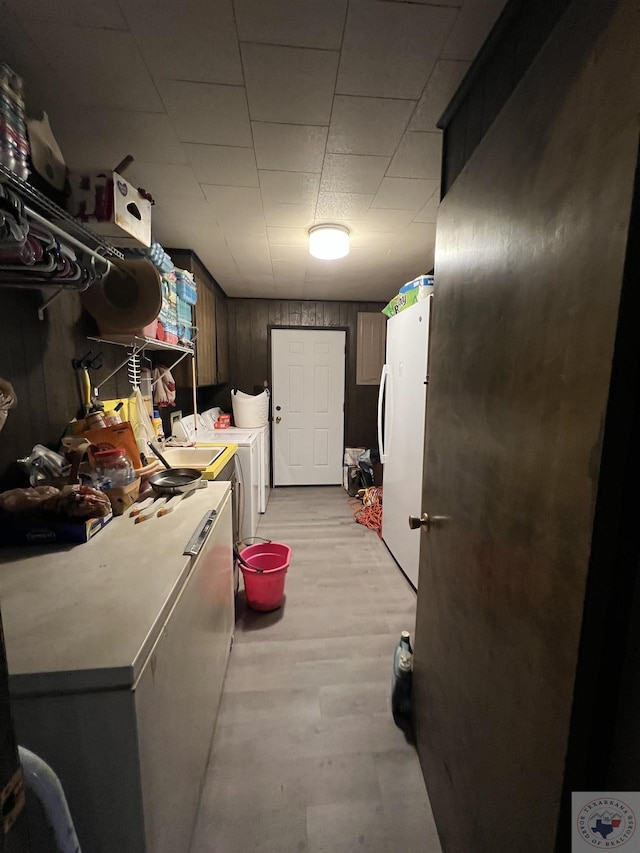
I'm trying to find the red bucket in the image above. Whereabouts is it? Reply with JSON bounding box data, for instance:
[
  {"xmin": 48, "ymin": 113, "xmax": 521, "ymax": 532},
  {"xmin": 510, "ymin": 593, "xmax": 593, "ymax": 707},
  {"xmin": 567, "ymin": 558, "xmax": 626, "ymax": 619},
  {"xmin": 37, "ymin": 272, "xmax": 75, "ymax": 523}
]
[{"xmin": 239, "ymin": 542, "xmax": 291, "ymax": 611}]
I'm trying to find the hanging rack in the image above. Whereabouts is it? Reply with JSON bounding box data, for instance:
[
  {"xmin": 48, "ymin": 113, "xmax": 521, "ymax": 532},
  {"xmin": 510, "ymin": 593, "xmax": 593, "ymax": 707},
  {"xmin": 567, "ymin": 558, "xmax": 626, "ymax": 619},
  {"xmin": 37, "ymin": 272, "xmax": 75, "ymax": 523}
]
[
  {"xmin": 0, "ymin": 165, "xmax": 123, "ymax": 317},
  {"xmin": 26, "ymin": 207, "xmax": 113, "ymax": 277},
  {"xmin": 0, "ymin": 164, "xmax": 124, "ymax": 258}
]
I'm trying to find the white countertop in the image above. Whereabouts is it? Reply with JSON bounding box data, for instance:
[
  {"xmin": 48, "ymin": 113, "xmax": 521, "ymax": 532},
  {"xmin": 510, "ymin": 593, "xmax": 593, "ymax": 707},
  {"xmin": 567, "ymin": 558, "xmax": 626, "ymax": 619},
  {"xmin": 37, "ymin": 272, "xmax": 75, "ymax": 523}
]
[{"xmin": 0, "ymin": 481, "xmax": 230, "ymax": 696}]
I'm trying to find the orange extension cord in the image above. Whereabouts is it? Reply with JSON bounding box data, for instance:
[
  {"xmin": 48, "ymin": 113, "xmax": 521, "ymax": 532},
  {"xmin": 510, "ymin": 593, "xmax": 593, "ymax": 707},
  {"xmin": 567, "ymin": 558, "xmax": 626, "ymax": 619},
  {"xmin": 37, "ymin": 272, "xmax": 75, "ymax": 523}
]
[{"xmin": 350, "ymin": 486, "xmax": 383, "ymax": 533}]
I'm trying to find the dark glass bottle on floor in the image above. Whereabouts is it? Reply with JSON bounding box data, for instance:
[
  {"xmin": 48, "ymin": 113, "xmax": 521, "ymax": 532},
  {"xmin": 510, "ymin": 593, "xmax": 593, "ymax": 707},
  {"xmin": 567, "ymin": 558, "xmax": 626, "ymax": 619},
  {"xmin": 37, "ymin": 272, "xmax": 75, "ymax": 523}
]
[{"xmin": 392, "ymin": 632, "xmax": 414, "ymax": 743}]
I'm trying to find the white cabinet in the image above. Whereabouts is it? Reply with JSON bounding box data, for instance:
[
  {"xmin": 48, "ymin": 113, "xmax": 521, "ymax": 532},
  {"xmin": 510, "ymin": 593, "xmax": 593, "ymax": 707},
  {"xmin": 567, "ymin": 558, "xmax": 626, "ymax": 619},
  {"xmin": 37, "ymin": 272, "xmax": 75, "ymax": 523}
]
[{"xmin": 1, "ymin": 484, "xmax": 234, "ymax": 853}]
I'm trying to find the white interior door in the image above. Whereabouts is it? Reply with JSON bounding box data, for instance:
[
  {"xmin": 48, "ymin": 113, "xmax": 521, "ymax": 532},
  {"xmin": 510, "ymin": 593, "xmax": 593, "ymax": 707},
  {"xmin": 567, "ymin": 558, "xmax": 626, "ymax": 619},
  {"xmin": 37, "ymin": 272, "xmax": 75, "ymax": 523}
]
[{"xmin": 272, "ymin": 329, "xmax": 345, "ymax": 486}]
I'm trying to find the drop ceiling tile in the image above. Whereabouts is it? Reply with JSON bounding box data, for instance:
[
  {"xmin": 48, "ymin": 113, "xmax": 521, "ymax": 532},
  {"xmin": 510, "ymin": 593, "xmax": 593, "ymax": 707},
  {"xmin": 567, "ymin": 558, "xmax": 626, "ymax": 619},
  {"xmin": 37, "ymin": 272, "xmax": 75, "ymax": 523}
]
[
  {"xmin": 241, "ymin": 44, "xmax": 338, "ymax": 124},
  {"xmin": 442, "ymin": 0, "xmax": 507, "ymax": 61},
  {"xmin": 151, "ymin": 198, "xmax": 223, "ymax": 247},
  {"xmin": 225, "ymin": 233, "xmax": 270, "ymax": 259},
  {"xmin": 184, "ymin": 144, "xmax": 258, "ymax": 186},
  {"xmin": 408, "ymin": 60, "xmax": 471, "ymax": 130},
  {"xmin": 272, "ymin": 281, "xmax": 306, "ymax": 299},
  {"xmin": 252, "ymin": 123, "xmax": 327, "ymax": 172},
  {"xmin": 387, "ymin": 132, "xmax": 442, "ymax": 180},
  {"xmin": 45, "ymin": 105, "xmax": 119, "ymax": 169},
  {"xmin": 263, "ymin": 203, "xmax": 316, "ymax": 228},
  {"xmin": 259, "ymin": 171, "xmax": 320, "ymax": 207},
  {"xmin": 267, "ymin": 227, "xmax": 309, "ymax": 246},
  {"xmin": 270, "ymin": 245, "xmax": 310, "ymax": 263},
  {"xmin": 26, "ymin": 25, "xmax": 164, "ymax": 112},
  {"xmin": 305, "ymin": 256, "xmax": 347, "ymax": 278},
  {"xmin": 372, "ymin": 177, "xmax": 439, "ymax": 211},
  {"xmin": 55, "ymin": 110, "xmax": 188, "ymax": 168},
  {"xmin": 272, "ymin": 259, "xmax": 308, "ymax": 285},
  {"xmin": 154, "ymin": 197, "xmax": 222, "ymax": 229},
  {"xmin": 316, "ymin": 192, "xmax": 373, "ymax": 220},
  {"xmin": 387, "ymin": 222, "xmax": 437, "ymax": 270},
  {"xmin": 350, "ymin": 231, "xmax": 398, "ymax": 252},
  {"xmin": 238, "ymin": 274, "xmax": 276, "ymax": 295},
  {"xmin": 414, "ymin": 191, "xmax": 441, "ymax": 223},
  {"xmin": 320, "ymin": 153, "xmax": 389, "ymax": 194},
  {"xmin": 127, "ymin": 163, "xmax": 205, "ymax": 201},
  {"xmin": 220, "ymin": 279, "xmax": 248, "ymax": 297},
  {"xmin": 201, "ymin": 185, "xmax": 266, "ymax": 232},
  {"xmin": 327, "ymin": 96, "xmax": 414, "ymax": 156},
  {"xmin": 337, "ymin": 0, "xmax": 458, "ymax": 99},
  {"xmin": 361, "ymin": 207, "xmax": 415, "ymax": 232},
  {"xmin": 233, "ymin": 254, "xmax": 274, "ymax": 277},
  {"xmin": 122, "ymin": 0, "xmax": 242, "ymax": 85},
  {"xmin": 389, "ymin": 220, "xmax": 438, "ymax": 249},
  {"xmin": 6, "ymin": 0, "xmax": 128, "ymax": 28},
  {"xmin": 158, "ymin": 80, "xmax": 252, "ymax": 146},
  {"xmin": 194, "ymin": 246, "xmax": 241, "ymax": 285},
  {"xmin": 234, "ymin": 0, "xmax": 347, "ymax": 49},
  {"xmin": 0, "ymin": 9, "xmax": 72, "ymax": 116}
]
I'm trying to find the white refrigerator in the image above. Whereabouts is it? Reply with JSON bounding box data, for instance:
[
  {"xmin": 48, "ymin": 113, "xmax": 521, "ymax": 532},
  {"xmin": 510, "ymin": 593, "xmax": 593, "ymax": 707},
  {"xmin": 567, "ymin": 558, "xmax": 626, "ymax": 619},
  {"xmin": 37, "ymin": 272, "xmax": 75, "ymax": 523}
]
[{"xmin": 377, "ymin": 296, "xmax": 432, "ymax": 588}]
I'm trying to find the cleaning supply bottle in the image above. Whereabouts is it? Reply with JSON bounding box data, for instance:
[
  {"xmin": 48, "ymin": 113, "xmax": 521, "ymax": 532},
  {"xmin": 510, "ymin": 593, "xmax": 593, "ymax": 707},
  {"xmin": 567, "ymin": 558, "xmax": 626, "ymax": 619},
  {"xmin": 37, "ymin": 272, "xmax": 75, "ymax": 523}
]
[
  {"xmin": 152, "ymin": 410, "xmax": 164, "ymax": 441},
  {"xmin": 391, "ymin": 631, "xmax": 414, "ymax": 743}
]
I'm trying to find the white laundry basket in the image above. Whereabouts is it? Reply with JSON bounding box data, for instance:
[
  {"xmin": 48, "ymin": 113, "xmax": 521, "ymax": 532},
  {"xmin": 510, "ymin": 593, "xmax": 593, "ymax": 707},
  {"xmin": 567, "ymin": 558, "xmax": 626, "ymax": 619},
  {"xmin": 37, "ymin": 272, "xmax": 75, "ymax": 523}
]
[{"xmin": 231, "ymin": 389, "xmax": 270, "ymax": 428}]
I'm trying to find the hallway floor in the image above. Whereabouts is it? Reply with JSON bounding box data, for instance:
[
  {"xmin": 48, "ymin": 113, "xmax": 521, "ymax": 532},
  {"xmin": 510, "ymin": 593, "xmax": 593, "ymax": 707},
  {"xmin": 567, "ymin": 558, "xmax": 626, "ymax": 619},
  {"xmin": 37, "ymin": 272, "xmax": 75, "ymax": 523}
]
[{"xmin": 190, "ymin": 486, "xmax": 441, "ymax": 853}]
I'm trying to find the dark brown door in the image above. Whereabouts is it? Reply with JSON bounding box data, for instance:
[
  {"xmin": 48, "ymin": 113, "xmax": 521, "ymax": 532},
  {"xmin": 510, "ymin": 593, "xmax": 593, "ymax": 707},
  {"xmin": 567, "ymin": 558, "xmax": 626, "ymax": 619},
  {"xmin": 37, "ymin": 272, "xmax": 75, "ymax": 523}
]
[{"xmin": 412, "ymin": 2, "xmax": 640, "ymax": 851}]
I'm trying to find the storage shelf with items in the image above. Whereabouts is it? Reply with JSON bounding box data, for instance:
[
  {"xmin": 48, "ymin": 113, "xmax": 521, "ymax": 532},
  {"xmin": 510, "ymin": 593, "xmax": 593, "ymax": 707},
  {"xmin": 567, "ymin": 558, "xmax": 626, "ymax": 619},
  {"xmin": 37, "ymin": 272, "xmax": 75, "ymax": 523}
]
[
  {"xmin": 168, "ymin": 249, "xmax": 228, "ymax": 387},
  {"xmin": 87, "ymin": 331, "xmax": 198, "ymax": 448},
  {"xmin": 0, "ymin": 62, "xmax": 124, "ymax": 316},
  {"xmin": 0, "ymin": 164, "xmax": 125, "ymax": 320}
]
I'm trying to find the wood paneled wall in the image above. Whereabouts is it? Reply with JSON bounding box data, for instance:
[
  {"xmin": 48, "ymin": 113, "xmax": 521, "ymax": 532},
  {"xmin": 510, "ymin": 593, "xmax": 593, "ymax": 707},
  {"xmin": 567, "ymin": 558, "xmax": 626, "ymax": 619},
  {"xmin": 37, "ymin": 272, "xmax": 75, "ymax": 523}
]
[
  {"xmin": 439, "ymin": 0, "xmax": 573, "ymax": 196},
  {"xmin": 0, "ymin": 288, "xmax": 130, "ymax": 487},
  {"xmin": 226, "ymin": 299, "xmax": 386, "ymax": 449},
  {"xmin": 0, "ymin": 288, "xmax": 387, "ymax": 484}
]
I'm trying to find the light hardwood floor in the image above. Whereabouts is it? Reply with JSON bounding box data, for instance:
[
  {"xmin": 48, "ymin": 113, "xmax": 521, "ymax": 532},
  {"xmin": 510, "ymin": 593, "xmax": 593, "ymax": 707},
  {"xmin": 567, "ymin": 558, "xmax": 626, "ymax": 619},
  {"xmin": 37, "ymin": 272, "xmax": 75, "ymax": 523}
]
[{"xmin": 190, "ymin": 486, "xmax": 442, "ymax": 853}]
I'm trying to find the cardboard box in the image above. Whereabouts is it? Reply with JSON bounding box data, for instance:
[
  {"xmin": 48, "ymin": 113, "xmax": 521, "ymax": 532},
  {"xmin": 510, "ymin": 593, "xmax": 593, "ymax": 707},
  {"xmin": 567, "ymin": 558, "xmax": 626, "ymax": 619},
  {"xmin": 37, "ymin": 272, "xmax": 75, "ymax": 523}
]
[
  {"xmin": 68, "ymin": 170, "xmax": 151, "ymax": 247},
  {"xmin": 0, "ymin": 513, "xmax": 112, "ymax": 547},
  {"xmin": 82, "ymin": 422, "xmax": 143, "ymax": 469}
]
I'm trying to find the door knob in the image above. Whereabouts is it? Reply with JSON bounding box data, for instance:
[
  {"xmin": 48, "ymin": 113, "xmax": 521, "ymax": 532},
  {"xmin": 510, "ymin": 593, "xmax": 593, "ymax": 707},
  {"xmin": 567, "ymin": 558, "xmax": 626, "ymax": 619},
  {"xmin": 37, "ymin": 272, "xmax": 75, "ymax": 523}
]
[
  {"xmin": 408, "ymin": 512, "xmax": 430, "ymax": 530},
  {"xmin": 275, "ymin": 416, "xmax": 281, "ymax": 423}
]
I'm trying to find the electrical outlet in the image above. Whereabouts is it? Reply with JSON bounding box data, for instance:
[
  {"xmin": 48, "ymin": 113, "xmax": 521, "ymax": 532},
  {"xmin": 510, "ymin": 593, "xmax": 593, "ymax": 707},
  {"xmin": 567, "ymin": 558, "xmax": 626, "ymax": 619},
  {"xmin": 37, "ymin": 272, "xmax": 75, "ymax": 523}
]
[{"xmin": 170, "ymin": 410, "xmax": 182, "ymax": 429}]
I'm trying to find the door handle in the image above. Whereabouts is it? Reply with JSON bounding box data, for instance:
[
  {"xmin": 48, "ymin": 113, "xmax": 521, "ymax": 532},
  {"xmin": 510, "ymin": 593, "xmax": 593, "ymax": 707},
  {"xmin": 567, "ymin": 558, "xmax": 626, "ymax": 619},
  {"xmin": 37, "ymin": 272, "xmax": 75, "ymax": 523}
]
[
  {"xmin": 275, "ymin": 416, "xmax": 281, "ymax": 423},
  {"xmin": 408, "ymin": 513, "xmax": 431, "ymax": 530}
]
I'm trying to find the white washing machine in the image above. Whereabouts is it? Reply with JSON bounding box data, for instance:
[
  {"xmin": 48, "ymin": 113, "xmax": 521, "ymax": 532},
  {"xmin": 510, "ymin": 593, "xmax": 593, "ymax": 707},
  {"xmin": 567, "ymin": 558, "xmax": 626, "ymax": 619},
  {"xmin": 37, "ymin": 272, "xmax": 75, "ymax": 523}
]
[
  {"xmin": 201, "ymin": 412, "xmax": 270, "ymax": 514},
  {"xmin": 176, "ymin": 415, "xmax": 260, "ymax": 544}
]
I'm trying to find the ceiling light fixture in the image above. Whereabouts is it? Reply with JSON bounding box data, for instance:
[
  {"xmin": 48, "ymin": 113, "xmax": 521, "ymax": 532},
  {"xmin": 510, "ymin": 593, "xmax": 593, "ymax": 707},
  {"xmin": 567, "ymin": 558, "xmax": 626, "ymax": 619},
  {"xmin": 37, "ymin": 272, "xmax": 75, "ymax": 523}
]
[{"xmin": 308, "ymin": 224, "xmax": 350, "ymax": 260}]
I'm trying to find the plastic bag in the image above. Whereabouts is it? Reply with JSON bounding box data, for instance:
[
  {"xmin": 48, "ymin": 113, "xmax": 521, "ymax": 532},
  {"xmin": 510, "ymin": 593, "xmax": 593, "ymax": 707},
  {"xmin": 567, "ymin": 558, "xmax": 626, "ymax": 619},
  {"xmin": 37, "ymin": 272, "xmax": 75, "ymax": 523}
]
[
  {"xmin": 128, "ymin": 387, "xmax": 156, "ymax": 458},
  {"xmin": 19, "ymin": 445, "xmax": 70, "ymax": 486}
]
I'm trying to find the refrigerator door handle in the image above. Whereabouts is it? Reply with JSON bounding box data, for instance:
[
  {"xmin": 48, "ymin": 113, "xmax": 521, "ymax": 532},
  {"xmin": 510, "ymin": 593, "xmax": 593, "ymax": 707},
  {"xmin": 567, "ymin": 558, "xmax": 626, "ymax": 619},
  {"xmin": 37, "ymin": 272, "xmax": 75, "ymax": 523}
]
[{"xmin": 378, "ymin": 363, "xmax": 390, "ymax": 463}]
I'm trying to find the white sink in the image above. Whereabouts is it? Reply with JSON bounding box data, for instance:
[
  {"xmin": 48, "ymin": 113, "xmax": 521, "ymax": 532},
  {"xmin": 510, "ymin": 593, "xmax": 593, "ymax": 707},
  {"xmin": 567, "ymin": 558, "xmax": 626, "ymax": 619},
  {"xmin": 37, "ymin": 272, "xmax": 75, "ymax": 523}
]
[{"xmin": 160, "ymin": 446, "xmax": 225, "ymax": 470}]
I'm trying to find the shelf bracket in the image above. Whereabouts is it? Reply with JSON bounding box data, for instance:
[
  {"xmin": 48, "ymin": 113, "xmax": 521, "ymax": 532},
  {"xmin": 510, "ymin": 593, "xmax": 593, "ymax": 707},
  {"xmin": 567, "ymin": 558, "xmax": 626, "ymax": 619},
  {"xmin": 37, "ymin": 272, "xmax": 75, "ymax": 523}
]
[
  {"xmin": 151, "ymin": 349, "xmax": 192, "ymax": 388},
  {"xmin": 96, "ymin": 344, "xmax": 144, "ymax": 390},
  {"xmin": 37, "ymin": 288, "xmax": 65, "ymax": 321}
]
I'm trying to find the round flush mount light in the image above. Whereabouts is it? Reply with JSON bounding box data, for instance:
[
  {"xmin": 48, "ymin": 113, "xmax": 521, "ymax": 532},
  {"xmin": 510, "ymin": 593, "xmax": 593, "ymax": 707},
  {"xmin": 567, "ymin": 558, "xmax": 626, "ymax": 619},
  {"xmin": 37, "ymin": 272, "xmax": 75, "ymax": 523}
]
[{"xmin": 308, "ymin": 224, "xmax": 350, "ymax": 260}]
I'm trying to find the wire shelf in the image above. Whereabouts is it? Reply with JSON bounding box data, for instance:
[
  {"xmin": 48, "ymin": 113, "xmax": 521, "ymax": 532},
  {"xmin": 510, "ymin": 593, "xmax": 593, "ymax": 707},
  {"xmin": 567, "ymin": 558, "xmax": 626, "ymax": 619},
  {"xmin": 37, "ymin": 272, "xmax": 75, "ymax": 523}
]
[
  {"xmin": 88, "ymin": 334, "xmax": 195, "ymax": 355},
  {"xmin": 0, "ymin": 165, "xmax": 125, "ymax": 259}
]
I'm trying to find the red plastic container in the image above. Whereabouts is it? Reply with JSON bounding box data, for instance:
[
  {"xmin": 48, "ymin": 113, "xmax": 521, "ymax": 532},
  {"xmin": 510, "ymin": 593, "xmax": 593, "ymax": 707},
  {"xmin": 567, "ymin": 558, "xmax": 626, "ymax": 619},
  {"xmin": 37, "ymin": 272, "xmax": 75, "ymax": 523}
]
[{"xmin": 239, "ymin": 542, "xmax": 291, "ymax": 611}]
